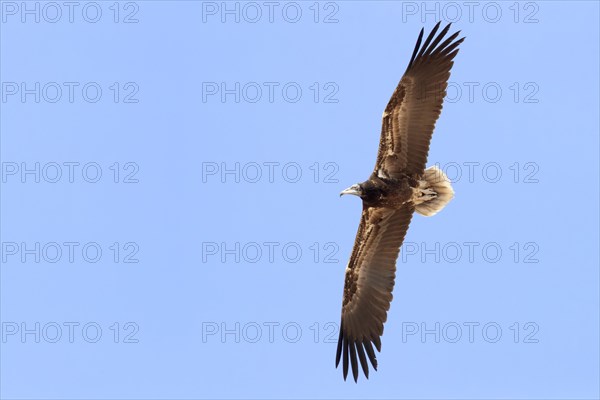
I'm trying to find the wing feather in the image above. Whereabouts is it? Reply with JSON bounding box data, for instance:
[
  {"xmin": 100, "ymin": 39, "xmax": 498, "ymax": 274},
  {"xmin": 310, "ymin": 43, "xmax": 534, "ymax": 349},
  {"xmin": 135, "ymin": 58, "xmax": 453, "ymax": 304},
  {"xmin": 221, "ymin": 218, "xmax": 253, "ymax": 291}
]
[
  {"xmin": 336, "ymin": 204, "xmax": 414, "ymax": 381},
  {"xmin": 375, "ymin": 23, "xmax": 465, "ymax": 177}
]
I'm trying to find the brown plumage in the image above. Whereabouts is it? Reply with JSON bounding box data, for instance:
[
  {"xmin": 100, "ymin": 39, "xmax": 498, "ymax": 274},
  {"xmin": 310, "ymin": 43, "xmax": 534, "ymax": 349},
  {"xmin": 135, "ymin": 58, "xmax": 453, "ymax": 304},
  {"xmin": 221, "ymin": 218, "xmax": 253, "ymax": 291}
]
[{"xmin": 336, "ymin": 22, "xmax": 465, "ymax": 382}]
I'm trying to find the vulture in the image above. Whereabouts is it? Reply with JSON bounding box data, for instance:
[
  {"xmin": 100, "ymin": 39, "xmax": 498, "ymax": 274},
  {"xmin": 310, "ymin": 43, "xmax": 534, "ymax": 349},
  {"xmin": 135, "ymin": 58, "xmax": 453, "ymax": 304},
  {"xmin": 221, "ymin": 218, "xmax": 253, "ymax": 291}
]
[{"xmin": 336, "ymin": 22, "xmax": 465, "ymax": 382}]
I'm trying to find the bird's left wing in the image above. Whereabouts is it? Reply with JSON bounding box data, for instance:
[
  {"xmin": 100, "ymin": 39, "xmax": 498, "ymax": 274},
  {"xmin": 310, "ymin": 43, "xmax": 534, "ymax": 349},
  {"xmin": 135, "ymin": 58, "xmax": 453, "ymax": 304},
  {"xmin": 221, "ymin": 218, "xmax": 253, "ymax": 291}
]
[
  {"xmin": 336, "ymin": 203, "xmax": 414, "ymax": 381},
  {"xmin": 375, "ymin": 22, "xmax": 465, "ymax": 178}
]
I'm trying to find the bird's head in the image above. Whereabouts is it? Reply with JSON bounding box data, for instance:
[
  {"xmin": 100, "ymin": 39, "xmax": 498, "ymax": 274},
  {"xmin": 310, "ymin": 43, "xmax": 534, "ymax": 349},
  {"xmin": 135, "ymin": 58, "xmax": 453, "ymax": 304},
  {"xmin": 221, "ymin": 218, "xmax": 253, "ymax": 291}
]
[{"xmin": 340, "ymin": 183, "xmax": 363, "ymax": 198}]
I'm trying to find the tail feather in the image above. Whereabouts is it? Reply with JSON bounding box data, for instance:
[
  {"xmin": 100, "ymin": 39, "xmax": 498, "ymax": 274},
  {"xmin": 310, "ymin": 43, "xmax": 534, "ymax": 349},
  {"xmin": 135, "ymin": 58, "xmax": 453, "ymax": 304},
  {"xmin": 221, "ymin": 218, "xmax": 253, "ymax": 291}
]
[{"xmin": 414, "ymin": 166, "xmax": 454, "ymax": 217}]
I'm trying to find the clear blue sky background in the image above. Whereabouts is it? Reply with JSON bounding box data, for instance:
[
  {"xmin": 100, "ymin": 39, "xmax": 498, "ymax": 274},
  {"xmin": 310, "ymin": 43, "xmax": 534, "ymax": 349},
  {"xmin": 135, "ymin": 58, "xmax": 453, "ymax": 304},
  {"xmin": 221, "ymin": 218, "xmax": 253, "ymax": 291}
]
[{"xmin": 1, "ymin": 1, "xmax": 599, "ymax": 399}]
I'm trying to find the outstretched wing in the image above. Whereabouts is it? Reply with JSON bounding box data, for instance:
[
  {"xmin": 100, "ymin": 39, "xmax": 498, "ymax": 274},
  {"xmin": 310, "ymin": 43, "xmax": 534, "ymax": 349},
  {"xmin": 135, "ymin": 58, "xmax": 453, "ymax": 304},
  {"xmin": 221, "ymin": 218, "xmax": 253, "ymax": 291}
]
[
  {"xmin": 375, "ymin": 22, "xmax": 465, "ymax": 178},
  {"xmin": 336, "ymin": 204, "xmax": 414, "ymax": 381}
]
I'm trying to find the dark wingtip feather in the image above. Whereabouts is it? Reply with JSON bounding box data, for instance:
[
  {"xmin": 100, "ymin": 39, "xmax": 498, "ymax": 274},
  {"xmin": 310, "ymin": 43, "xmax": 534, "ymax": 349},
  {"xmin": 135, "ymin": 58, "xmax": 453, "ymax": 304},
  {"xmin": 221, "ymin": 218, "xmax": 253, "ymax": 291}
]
[
  {"xmin": 407, "ymin": 27, "xmax": 425, "ymax": 70},
  {"xmin": 364, "ymin": 340, "xmax": 378, "ymax": 371},
  {"xmin": 342, "ymin": 336, "xmax": 349, "ymax": 381},
  {"xmin": 356, "ymin": 342, "xmax": 369, "ymax": 379},
  {"xmin": 335, "ymin": 321, "xmax": 343, "ymax": 367},
  {"xmin": 349, "ymin": 342, "xmax": 359, "ymax": 382},
  {"xmin": 373, "ymin": 335, "xmax": 382, "ymax": 352}
]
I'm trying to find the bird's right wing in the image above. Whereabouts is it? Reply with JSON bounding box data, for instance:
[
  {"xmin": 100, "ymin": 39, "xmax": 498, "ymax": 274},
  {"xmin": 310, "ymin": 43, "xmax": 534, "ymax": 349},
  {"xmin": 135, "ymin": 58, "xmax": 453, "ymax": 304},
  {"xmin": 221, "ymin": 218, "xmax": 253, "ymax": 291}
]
[
  {"xmin": 375, "ymin": 22, "xmax": 465, "ymax": 178},
  {"xmin": 336, "ymin": 203, "xmax": 414, "ymax": 381}
]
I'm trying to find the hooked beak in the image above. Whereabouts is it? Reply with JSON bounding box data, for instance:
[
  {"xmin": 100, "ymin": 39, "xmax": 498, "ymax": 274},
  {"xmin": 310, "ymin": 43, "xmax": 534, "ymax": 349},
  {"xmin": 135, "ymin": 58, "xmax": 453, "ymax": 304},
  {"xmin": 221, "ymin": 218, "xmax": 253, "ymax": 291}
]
[{"xmin": 340, "ymin": 185, "xmax": 361, "ymax": 197}]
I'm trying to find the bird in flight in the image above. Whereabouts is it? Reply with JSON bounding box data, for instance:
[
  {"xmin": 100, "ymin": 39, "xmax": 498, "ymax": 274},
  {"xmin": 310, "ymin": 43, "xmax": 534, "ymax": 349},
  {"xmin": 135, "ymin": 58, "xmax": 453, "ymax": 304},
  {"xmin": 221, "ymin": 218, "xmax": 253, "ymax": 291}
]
[{"xmin": 336, "ymin": 22, "xmax": 465, "ymax": 382}]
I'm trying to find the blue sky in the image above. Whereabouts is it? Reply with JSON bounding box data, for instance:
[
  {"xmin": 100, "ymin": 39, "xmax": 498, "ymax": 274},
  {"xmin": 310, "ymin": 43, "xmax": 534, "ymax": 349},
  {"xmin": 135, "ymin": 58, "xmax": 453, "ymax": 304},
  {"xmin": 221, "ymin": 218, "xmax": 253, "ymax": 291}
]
[{"xmin": 1, "ymin": 1, "xmax": 599, "ymax": 399}]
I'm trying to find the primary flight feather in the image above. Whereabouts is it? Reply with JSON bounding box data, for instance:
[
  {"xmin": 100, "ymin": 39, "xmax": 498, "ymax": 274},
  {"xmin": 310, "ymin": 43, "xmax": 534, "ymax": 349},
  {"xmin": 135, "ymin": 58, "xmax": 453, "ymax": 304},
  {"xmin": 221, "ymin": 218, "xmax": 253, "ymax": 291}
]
[{"xmin": 336, "ymin": 22, "xmax": 465, "ymax": 382}]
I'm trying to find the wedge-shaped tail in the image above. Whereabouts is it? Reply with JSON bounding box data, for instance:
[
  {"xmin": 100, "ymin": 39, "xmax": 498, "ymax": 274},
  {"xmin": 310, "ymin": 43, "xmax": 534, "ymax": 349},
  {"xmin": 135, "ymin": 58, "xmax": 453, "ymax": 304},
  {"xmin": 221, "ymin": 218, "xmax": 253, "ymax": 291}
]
[{"xmin": 414, "ymin": 165, "xmax": 454, "ymax": 217}]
